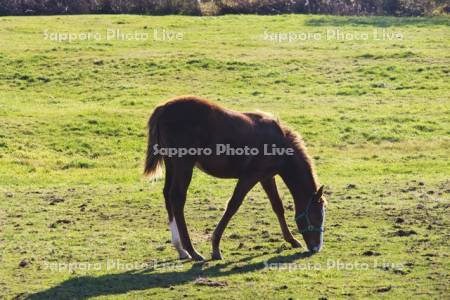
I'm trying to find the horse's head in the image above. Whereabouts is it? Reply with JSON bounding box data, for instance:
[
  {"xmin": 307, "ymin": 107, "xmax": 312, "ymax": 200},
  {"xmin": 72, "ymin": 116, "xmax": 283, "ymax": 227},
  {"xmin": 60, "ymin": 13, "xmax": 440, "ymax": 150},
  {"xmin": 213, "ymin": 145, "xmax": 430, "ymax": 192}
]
[{"xmin": 295, "ymin": 185, "xmax": 326, "ymax": 254}]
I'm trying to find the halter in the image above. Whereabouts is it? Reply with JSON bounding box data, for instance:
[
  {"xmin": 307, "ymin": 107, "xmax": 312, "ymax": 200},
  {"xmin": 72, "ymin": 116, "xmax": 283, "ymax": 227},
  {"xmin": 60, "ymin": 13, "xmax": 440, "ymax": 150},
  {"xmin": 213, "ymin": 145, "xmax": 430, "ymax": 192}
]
[{"xmin": 295, "ymin": 196, "xmax": 324, "ymax": 234}]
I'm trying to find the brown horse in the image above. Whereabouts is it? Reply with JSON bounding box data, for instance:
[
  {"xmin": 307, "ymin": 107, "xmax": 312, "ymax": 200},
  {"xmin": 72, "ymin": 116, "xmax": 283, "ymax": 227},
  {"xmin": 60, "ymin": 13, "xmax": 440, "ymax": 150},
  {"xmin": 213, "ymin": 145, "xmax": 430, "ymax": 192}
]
[{"xmin": 145, "ymin": 96, "xmax": 326, "ymax": 261}]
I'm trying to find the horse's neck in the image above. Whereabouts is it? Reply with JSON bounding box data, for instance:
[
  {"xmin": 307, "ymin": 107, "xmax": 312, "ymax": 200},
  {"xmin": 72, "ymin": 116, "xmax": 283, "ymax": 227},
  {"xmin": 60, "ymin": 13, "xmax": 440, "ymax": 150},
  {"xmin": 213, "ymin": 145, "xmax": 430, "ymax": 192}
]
[{"xmin": 280, "ymin": 156, "xmax": 317, "ymax": 214}]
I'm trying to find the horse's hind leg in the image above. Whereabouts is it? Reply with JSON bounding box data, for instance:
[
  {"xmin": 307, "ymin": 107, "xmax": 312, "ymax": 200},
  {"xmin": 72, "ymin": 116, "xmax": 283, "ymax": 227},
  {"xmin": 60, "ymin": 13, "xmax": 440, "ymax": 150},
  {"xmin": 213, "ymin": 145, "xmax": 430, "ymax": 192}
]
[
  {"xmin": 169, "ymin": 160, "xmax": 205, "ymax": 261},
  {"xmin": 260, "ymin": 177, "xmax": 302, "ymax": 248},
  {"xmin": 212, "ymin": 176, "xmax": 259, "ymax": 260},
  {"xmin": 164, "ymin": 160, "xmax": 190, "ymax": 259}
]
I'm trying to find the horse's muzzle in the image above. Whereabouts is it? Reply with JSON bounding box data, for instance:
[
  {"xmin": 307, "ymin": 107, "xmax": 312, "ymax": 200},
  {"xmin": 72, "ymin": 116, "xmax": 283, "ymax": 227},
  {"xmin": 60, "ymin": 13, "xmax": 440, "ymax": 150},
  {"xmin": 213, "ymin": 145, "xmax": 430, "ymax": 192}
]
[
  {"xmin": 308, "ymin": 232, "xmax": 324, "ymax": 254},
  {"xmin": 309, "ymin": 245, "xmax": 322, "ymax": 254}
]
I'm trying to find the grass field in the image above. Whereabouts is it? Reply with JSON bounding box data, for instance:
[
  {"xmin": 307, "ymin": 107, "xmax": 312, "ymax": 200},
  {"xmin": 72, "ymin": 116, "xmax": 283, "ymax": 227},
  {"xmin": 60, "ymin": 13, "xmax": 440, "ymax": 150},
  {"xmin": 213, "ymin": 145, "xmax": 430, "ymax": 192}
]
[{"xmin": 0, "ymin": 14, "xmax": 449, "ymax": 299}]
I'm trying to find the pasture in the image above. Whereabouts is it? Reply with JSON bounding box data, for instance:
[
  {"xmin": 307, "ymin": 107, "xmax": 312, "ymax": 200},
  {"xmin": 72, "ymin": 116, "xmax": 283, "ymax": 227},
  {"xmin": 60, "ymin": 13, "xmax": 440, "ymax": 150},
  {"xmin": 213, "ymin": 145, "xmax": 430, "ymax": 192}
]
[{"xmin": 0, "ymin": 14, "xmax": 449, "ymax": 299}]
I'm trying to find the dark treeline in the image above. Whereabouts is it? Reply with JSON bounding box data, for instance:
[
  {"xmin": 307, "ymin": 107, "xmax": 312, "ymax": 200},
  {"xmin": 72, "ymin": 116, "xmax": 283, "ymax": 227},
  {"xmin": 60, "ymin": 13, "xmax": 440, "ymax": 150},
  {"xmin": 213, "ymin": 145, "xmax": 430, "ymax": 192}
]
[{"xmin": 0, "ymin": 0, "xmax": 448, "ymax": 16}]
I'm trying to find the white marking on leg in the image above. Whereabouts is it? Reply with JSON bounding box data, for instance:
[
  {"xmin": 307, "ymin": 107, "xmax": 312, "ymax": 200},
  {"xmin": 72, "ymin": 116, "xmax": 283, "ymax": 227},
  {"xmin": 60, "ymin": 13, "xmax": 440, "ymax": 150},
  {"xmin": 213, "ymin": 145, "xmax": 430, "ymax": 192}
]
[
  {"xmin": 169, "ymin": 219, "xmax": 190, "ymax": 259},
  {"xmin": 169, "ymin": 218, "xmax": 180, "ymax": 246}
]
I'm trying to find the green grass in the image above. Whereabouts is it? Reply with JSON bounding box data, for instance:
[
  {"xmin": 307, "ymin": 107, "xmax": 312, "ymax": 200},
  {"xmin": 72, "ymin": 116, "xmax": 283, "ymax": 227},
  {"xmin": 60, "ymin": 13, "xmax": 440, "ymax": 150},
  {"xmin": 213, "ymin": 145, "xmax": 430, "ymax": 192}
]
[{"xmin": 0, "ymin": 14, "xmax": 449, "ymax": 299}]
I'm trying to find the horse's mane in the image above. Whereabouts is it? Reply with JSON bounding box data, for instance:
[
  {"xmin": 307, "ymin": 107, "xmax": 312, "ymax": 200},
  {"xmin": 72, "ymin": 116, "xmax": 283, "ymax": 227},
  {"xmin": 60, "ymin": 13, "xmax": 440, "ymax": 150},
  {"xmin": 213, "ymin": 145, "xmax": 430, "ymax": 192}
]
[
  {"xmin": 282, "ymin": 126, "xmax": 325, "ymax": 203},
  {"xmin": 282, "ymin": 127, "xmax": 315, "ymax": 172}
]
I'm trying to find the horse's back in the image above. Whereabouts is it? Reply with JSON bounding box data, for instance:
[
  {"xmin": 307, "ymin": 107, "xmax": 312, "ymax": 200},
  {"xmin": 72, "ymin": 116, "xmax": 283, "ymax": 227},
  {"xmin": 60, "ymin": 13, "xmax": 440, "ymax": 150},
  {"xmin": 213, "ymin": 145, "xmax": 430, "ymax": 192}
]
[
  {"xmin": 152, "ymin": 96, "xmax": 289, "ymax": 177},
  {"xmin": 158, "ymin": 96, "xmax": 217, "ymax": 123},
  {"xmin": 156, "ymin": 96, "xmax": 286, "ymax": 146}
]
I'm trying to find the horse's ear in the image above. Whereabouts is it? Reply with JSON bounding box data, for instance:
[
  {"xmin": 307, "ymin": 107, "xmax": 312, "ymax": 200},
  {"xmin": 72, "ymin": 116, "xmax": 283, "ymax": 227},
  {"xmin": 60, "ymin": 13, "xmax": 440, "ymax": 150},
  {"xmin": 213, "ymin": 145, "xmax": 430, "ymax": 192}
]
[{"xmin": 315, "ymin": 185, "xmax": 325, "ymax": 200}]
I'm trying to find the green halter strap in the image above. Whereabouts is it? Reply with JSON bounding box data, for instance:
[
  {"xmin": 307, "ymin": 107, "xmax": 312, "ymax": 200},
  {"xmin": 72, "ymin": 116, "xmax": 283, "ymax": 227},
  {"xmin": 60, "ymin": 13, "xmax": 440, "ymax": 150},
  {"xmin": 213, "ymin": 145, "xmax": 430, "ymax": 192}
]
[{"xmin": 295, "ymin": 196, "xmax": 324, "ymax": 233}]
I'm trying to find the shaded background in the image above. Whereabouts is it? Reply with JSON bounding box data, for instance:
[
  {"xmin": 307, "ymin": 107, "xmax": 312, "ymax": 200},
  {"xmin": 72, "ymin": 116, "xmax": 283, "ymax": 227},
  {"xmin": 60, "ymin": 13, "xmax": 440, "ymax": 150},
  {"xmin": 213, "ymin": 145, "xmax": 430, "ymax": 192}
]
[{"xmin": 0, "ymin": 0, "xmax": 449, "ymax": 16}]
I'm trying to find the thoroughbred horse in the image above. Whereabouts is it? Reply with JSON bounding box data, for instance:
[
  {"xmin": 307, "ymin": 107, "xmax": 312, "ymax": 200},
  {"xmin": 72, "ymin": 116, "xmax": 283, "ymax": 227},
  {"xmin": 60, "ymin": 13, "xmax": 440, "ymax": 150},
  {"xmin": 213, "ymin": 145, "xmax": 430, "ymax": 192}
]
[{"xmin": 144, "ymin": 96, "xmax": 326, "ymax": 261}]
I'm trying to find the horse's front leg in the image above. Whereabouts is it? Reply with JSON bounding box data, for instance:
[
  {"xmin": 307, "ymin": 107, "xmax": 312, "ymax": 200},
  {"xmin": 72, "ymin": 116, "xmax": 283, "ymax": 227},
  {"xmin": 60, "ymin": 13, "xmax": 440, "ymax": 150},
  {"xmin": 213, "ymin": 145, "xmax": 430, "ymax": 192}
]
[
  {"xmin": 170, "ymin": 162, "xmax": 205, "ymax": 261},
  {"xmin": 212, "ymin": 176, "xmax": 259, "ymax": 260},
  {"xmin": 260, "ymin": 177, "xmax": 302, "ymax": 248}
]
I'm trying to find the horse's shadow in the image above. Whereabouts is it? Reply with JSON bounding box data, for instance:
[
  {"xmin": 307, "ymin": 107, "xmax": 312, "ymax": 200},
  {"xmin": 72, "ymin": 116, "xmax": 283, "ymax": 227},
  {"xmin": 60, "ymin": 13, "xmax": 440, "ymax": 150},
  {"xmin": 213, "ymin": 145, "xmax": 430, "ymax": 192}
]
[{"xmin": 27, "ymin": 251, "xmax": 311, "ymax": 299}]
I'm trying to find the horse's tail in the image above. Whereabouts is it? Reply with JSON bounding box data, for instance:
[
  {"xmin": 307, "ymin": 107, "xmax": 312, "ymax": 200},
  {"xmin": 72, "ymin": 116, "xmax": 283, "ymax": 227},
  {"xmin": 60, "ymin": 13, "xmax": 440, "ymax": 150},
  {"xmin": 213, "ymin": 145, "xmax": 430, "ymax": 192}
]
[{"xmin": 144, "ymin": 105, "xmax": 165, "ymax": 178}]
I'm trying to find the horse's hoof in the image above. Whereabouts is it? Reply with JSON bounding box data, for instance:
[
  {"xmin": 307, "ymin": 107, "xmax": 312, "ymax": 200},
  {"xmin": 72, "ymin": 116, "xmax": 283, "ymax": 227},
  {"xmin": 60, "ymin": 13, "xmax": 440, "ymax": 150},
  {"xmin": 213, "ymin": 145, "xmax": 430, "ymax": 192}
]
[
  {"xmin": 177, "ymin": 249, "xmax": 191, "ymax": 260},
  {"xmin": 211, "ymin": 250, "xmax": 223, "ymax": 260},
  {"xmin": 179, "ymin": 253, "xmax": 192, "ymax": 260},
  {"xmin": 191, "ymin": 252, "xmax": 205, "ymax": 261},
  {"xmin": 290, "ymin": 239, "xmax": 302, "ymax": 248}
]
